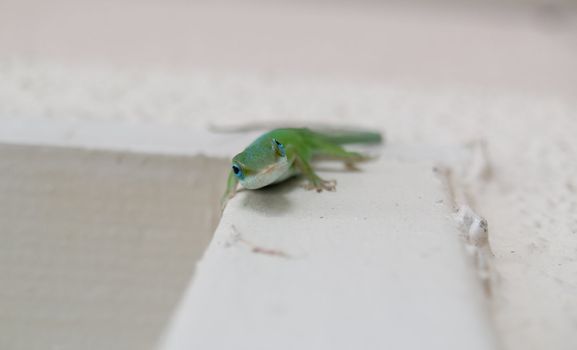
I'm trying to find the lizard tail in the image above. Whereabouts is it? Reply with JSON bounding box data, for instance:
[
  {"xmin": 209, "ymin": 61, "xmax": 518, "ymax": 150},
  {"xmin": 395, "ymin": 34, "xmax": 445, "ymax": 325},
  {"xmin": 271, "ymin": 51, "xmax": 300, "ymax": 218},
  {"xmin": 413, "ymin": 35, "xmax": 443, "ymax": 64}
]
[{"xmin": 316, "ymin": 130, "xmax": 384, "ymax": 145}]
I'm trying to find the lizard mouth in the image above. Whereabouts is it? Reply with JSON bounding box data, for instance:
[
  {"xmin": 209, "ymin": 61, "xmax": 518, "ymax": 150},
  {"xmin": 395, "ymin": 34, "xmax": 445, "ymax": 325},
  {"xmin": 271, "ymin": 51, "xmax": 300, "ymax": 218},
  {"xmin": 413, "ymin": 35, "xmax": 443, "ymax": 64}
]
[
  {"xmin": 240, "ymin": 159, "xmax": 290, "ymax": 190},
  {"xmin": 260, "ymin": 162, "xmax": 281, "ymax": 174}
]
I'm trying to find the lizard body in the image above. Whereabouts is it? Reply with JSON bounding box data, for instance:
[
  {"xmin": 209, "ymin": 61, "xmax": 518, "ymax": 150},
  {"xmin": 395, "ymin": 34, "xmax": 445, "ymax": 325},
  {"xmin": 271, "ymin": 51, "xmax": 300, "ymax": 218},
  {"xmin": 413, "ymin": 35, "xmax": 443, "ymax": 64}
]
[{"xmin": 222, "ymin": 128, "xmax": 382, "ymax": 206}]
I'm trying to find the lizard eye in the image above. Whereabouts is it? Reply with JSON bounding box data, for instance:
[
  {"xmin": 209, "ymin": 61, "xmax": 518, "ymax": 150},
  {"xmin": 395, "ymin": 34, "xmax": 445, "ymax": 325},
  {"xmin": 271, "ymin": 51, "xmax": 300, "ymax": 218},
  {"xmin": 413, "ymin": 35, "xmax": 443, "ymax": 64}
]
[
  {"xmin": 232, "ymin": 164, "xmax": 244, "ymax": 179},
  {"xmin": 272, "ymin": 138, "xmax": 286, "ymax": 157}
]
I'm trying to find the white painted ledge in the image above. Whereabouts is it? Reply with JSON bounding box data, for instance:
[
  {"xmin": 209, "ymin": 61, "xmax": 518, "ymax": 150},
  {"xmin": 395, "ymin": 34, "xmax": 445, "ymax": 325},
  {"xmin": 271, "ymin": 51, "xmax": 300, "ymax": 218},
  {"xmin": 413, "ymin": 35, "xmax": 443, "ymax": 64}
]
[
  {"xmin": 0, "ymin": 117, "xmax": 260, "ymax": 158},
  {"xmin": 161, "ymin": 159, "xmax": 497, "ymax": 350},
  {"xmin": 0, "ymin": 117, "xmax": 497, "ymax": 349}
]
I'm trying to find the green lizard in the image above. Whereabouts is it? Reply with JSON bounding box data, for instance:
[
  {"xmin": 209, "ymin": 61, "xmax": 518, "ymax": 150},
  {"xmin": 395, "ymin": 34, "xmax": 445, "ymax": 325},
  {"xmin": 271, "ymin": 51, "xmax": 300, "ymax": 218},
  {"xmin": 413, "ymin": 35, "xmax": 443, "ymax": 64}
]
[{"xmin": 222, "ymin": 128, "xmax": 382, "ymax": 207}]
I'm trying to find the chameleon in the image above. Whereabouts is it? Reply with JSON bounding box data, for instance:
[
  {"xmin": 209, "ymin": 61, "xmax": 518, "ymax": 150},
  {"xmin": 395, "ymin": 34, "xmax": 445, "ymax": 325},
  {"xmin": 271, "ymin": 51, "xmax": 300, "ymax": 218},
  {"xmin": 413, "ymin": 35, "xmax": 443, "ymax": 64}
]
[{"xmin": 222, "ymin": 127, "xmax": 382, "ymax": 207}]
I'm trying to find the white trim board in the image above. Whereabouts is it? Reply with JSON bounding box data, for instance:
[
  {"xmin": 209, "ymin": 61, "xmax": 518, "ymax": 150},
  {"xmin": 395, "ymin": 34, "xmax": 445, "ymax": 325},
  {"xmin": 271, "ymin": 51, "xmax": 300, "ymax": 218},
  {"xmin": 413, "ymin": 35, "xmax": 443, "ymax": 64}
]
[
  {"xmin": 0, "ymin": 117, "xmax": 260, "ymax": 157},
  {"xmin": 160, "ymin": 158, "xmax": 497, "ymax": 350},
  {"xmin": 0, "ymin": 117, "xmax": 497, "ymax": 349}
]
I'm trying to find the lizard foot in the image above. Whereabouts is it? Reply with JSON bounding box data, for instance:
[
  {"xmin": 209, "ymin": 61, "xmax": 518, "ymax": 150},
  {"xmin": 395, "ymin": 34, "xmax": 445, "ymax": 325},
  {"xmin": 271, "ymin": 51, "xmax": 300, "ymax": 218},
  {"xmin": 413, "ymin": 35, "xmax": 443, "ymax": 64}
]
[
  {"xmin": 304, "ymin": 178, "xmax": 337, "ymax": 193},
  {"xmin": 345, "ymin": 161, "xmax": 361, "ymax": 171}
]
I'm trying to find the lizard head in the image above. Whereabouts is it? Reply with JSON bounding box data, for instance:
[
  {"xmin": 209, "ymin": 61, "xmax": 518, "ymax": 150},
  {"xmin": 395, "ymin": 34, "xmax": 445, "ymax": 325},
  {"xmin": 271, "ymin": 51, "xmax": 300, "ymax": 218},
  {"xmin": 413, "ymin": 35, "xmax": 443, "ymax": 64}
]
[{"xmin": 231, "ymin": 138, "xmax": 290, "ymax": 189}]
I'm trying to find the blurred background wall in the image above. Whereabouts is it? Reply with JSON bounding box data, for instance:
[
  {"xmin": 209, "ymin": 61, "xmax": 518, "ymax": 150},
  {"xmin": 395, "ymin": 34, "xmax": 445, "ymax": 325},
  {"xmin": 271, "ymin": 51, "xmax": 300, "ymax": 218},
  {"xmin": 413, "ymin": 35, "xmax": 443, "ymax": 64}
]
[{"xmin": 1, "ymin": 0, "xmax": 575, "ymax": 95}]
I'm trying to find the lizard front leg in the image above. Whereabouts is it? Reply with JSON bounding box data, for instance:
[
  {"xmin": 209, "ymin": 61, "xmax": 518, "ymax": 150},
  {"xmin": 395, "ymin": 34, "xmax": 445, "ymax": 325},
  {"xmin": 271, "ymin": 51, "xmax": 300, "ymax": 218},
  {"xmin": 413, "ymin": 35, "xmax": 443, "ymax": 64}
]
[
  {"xmin": 220, "ymin": 169, "xmax": 239, "ymax": 210},
  {"xmin": 294, "ymin": 154, "xmax": 336, "ymax": 192}
]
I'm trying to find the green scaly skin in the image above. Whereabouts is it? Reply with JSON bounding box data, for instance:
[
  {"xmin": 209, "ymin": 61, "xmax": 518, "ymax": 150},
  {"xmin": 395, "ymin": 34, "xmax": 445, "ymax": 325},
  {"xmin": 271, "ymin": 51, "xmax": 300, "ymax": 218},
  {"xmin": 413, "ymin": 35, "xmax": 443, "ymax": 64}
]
[{"xmin": 221, "ymin": 128, "xmax": 382, "ymax": 208}]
